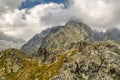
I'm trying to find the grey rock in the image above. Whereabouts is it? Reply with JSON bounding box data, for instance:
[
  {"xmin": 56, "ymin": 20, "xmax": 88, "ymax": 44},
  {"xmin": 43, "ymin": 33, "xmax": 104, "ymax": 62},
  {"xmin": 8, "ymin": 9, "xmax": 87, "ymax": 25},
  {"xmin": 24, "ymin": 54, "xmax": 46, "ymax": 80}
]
[
  {"xmin": 36, "ymin": 21, "xmax": 95, "ymax": 63},
  {"xmin": 21, "ymin": 21, "xmax": 95, "ymax": 58},
  {"xmin": 94, "ymin": 28, "xmax": 120, "ymax": 42},
  {"xmin": 52, "ymin": 40, "xmax": 120, "ymax": 80}
]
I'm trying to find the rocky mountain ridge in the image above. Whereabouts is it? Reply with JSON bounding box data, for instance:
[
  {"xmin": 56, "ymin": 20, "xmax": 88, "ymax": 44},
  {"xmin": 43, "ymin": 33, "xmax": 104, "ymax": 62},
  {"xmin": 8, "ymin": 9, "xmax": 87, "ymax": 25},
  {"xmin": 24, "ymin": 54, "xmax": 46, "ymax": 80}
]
[
  {"xmin": 21, "ymin": 21, "xmax": 120, "ymax": 63},
  {"xmin": 21, "ymin": 21, "xmax": 95, "ymax": 57},
  {"xmin": 52, "ymin": 40, "xmax": 120, "ymax": 80},
  {"xmin": 0, "ymin": 21, "xmax": 120, "ymax": 80}
]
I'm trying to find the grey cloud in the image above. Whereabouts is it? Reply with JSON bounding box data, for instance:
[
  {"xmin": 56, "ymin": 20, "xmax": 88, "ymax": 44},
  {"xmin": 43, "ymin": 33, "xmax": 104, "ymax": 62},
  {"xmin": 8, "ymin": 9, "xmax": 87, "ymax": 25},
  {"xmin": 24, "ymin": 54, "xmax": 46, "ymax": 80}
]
[{"xmin": 0, "ymin": 0, "xmax": 24, "ymax": 14}]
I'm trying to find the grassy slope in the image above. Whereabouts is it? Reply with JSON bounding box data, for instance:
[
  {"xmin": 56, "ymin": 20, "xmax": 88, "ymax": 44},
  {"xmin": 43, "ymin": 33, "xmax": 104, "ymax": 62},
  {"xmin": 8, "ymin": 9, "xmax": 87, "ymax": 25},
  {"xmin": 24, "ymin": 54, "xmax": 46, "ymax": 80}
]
[{"xmin": 0, "ymin": 49, "xmax": 77, "ymax": 80}]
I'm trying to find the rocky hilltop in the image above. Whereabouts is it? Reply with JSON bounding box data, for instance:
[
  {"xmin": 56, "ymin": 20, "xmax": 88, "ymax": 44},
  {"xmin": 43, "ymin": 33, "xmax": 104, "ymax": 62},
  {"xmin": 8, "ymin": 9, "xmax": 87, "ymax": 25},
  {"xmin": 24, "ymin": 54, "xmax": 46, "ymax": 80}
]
[
  {"xmin": 0, "ymin": 21, "xmax": 120, "ymax": 80},
  {"xmin": 0, "ymin": 41, "xmax": 120, "ymax": 80},
  {"xmin": 52, "ymin": 40, "xmax": 120, "ymax": 80}
]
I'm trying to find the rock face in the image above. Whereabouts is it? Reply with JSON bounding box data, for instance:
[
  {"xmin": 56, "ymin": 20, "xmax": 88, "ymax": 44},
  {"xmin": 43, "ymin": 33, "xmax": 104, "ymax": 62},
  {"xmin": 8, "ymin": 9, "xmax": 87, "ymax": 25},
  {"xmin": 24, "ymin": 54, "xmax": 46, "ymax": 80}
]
[
  {"xmin": 37, "ymin": 21, "xmax": 95, "ymax": 63},
  {"xmin": 21, "ymin": 26, "xmax": 62, "ymax": 56},
  {"xmin": 104, "ymin": 28, "xmax": 120, "ymax": 42},
  {"xmin": 21, "ymin": 21, "xmax": 95, "ymax": 61},
  {"xmin": 51, "ymin": 40, "xmax": 120, "ymax": 80},
  {"xmin": 94, "ymin": 28, "xmax": 120, "ymax": 42},
  {"xmin": 0, "ymin": 32, "xmax": 25, "ymax": 51}
]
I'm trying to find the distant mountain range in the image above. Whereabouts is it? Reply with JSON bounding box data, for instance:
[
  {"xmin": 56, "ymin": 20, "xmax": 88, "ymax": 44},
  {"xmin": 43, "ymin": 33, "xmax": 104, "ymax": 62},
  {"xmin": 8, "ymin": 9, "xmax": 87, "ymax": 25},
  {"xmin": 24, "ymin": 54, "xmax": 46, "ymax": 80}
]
[
  {"xmin": 0, "ymin": 32, "xmax": 25, "ymax": 51},
  {"xmin": 94, "ymin": 28, "xmax": 120, "ymax": 42}
]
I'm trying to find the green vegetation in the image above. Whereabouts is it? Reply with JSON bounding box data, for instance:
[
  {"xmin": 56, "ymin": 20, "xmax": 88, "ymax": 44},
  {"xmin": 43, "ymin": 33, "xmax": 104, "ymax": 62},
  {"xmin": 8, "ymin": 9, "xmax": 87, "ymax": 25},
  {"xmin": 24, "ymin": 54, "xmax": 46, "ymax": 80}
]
[{"xmin": 0, "ymin": 49, "xmax": 77, "ymax": 80}]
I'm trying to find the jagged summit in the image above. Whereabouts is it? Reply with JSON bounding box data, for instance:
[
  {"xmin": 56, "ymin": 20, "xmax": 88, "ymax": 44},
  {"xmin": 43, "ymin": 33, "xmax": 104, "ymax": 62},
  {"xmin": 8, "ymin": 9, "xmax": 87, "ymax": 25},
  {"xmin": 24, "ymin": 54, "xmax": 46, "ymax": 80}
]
[
  {"xmin": 21, "ymin": 21, "xmax": 95, "ymax": 56},
  {"xmin": 94, "ymin": 28, "xmax": 120, "ymax": 42}
]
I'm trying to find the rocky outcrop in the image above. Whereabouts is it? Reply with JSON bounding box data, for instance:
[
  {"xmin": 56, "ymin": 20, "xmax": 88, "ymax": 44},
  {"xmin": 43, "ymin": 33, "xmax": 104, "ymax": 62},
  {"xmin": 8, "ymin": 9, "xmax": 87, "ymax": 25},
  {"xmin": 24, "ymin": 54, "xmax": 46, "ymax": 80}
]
[
  {"xmin": 52, "ymin": 40, "xmax": 120, "ymax": 80},
  {"xmin": 0, "ymin": 49, "xmax": 29, "ymax": 80},
  {"xmin": 1, "ymin": 40, "xmax": 120, "ymax": 80}
]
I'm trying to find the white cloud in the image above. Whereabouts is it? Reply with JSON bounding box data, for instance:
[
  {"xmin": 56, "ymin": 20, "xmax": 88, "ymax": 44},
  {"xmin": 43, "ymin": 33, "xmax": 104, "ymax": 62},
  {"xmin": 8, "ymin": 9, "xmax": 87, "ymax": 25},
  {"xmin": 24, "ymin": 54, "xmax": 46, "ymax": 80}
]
[
  {"xmin": 0, "ymin": 3, "xmax": 64, "ymax": 40},
  {"xmin": 68, "ymin": 0, "xmax": 120, "ymax": 29},
  {"xmin": 41, "ymin": 0, "xmax": 120, "ymax": 30},
  {"xmin": 0, "ymin": 0, "xmax": 120, "ymax": 41}
]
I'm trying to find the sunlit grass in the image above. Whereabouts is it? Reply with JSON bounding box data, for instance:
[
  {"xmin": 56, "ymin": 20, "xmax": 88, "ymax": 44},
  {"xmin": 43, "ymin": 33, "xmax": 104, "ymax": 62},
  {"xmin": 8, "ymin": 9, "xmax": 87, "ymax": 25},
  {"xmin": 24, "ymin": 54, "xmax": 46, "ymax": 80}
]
[{"xmin": 0, "ymin": 49, "xmax": 77, "ymax": 80}]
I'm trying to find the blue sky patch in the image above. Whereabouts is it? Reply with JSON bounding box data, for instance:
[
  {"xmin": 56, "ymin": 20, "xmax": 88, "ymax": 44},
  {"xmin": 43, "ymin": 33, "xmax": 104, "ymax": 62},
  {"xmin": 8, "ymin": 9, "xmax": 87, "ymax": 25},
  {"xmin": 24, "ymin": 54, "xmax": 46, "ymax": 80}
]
[{"xmin": 20, "ymin": 0, "xmax": 65, "ymax": 9}]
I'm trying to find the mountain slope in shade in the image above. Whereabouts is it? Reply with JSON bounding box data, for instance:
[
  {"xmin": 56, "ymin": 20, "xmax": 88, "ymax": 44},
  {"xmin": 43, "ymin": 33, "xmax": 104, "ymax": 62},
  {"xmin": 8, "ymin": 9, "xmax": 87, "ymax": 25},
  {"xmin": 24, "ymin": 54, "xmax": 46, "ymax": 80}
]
[
  {"xmin": 0, "ymin": 32, "xmax": 25, "ymax": 51},
  {"xmin": 21, "ymin": 21, "xmax": 95, "ymax": 58},
  {"xmin": 94, "ymin": 28, "xmax": 120, "ymax": 42},
  {"xmin": 21, "ymin": 26, "xmax": 62, "ymax": 55},
  {"xmin": 104, "ymin": 28, "xmax": 120, "ymax": 42}
]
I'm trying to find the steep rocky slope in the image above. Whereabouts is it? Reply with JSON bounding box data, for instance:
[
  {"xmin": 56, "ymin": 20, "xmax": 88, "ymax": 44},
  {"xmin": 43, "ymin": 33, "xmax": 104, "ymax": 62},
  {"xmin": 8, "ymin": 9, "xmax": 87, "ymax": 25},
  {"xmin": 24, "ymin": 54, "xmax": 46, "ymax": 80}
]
[
  {"xmin": 0, "ymin": 49, "xmax": 29, "ymax": 80},
  {"xmin": 52, "ymin": 40, "xmax": 120, "ymax": 80},
  {"xmin": 22, "ymin": 21, "xmax": 120, "ymax": 58},
  {"xmin": 37, "ymin": 21, "xmax": 95, "ymax": 63},
  {"xmin": 21, "ymin": 26, "xmax": 62, "ymax": 56},
  {"xmin": 21, "ymin": 21, "xmax": 95, "ymax": 58}
]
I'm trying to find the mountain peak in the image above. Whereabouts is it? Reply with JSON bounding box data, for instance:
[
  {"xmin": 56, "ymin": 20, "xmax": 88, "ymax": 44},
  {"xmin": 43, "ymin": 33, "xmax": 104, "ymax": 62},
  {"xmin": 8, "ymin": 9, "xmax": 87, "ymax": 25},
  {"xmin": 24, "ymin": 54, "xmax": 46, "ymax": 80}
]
[{"xmin": 21, "ymin": 21, "xmax": 95, "ymax": 63}]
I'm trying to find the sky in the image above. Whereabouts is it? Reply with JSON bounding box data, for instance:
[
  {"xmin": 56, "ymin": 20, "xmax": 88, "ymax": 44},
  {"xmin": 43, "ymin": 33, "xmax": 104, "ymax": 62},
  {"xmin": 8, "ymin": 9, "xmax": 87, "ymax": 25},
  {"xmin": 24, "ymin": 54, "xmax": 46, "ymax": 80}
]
[{"xmin": 0, "ymin": 0, "xmax": 120, "ymax": 41}]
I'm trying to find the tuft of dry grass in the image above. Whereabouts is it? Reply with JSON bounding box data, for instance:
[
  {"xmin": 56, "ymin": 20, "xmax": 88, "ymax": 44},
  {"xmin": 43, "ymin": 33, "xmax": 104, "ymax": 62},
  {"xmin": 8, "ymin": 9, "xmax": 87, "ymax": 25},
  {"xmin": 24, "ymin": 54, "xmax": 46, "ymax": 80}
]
[{"xmin": 0, "ymin": 49, "xmax": 77, "ymax": 80}]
